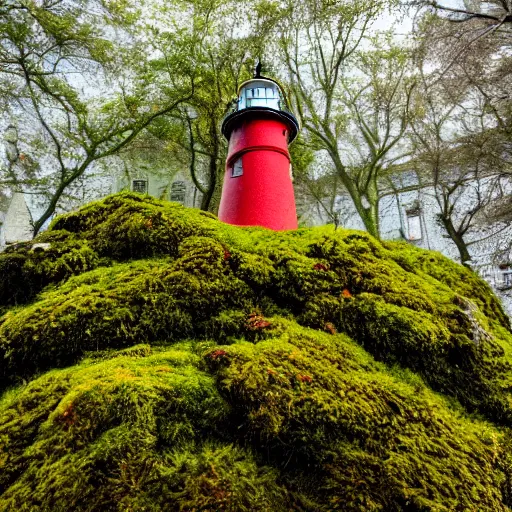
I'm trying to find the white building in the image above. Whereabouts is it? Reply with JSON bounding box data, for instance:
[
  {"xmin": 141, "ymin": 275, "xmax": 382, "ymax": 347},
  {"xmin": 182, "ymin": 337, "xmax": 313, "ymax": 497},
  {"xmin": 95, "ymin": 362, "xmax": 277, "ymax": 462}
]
[
  {"xmin": 112, "ymin": 168, "xmax": 200, "ymax": 209},
  {"xmin": 0, "ymin": 192, "xmax": 34, "ymax": 250}
]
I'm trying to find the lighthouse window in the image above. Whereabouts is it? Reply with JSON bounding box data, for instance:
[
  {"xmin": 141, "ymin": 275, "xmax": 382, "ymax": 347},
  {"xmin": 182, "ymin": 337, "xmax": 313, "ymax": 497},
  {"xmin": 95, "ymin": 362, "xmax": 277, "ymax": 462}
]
[
  {"xmin": 253, "ymin": 88, "xmax": 267, "ymax": 106},
  {"xmin": 239, "ymin": 82, "xmax": 281, "ymax": 110},
  {"xmin": 232, "ymin": 158, "xmax": 243, "ymax": 177},
  {"xmin": 247, "ymin": 87, "xmax": 280, "ymax": 109}
]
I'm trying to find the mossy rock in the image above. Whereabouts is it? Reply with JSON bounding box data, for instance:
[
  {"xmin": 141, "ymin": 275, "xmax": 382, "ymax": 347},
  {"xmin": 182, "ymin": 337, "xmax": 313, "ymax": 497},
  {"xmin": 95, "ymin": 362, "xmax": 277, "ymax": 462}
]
[
  {"xmin": 1, "ymin": 192, "xmax": 512, "ymax": 510},
  {"xmin": 0, "ymin": 346, "xmax": 286, "ymax": 511},
  {"xmin": 0, "ymin": 234, "xmax": 102, "ymax": 310}
]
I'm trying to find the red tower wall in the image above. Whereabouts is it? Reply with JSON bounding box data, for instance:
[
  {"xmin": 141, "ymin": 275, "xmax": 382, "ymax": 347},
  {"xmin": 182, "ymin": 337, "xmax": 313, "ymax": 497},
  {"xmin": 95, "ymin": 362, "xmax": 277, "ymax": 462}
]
[{"xmin": 218, "ymin": 116, "xmax": 298, "ymax": 230}]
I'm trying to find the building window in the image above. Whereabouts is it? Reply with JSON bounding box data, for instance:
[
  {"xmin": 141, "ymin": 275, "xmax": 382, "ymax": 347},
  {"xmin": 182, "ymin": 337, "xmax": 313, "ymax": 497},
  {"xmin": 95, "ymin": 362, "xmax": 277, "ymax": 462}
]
[
  {"xmin": 171, "ymin": 181, "xmax": 187, "ymax": 204},
  {"xmin": 405, "ymin": 205, "xmax": 422, "ymax": 241},
  {"xmin": 499, "ymin": 264, "xmax": 512, "ymax": 288},
  {"xmin": 132, "ymin": 179, "xmax": 148, "ymax": 194},
  {"xmin": 232, "ymin": 158, "xmax": 243, "ymax": 178}
]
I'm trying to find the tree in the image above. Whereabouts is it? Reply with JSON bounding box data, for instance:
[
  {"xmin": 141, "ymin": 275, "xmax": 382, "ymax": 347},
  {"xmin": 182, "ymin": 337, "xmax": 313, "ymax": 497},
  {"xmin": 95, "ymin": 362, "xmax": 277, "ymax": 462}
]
[
  {"xmin": 139, "ymin": 0, "xmax": 263, "ymax": 212},
  {"xmin": 337, "ymin": 41, "xmax": 415, "ymax": 236},
  {"xmin": 411, "ymin": 0, "xmax": 512, "ymax": 26},
  {"xmin": 0, "ymin": 0, "xmax": 194, "ymax": 235},
  {"xmin": 410, "ymin": 0, "xmax": 512, "ymax": 138},
  {"xmin": 408, "ymin": 66, "xmax": 512, "ymax": 263},
  {"xmin": 272, "ymin": 1, "xmax": 412, "ymax": 237},
  {"xmin": 404, "ymin": 5, "xmax": 512, "ymax": 263}
]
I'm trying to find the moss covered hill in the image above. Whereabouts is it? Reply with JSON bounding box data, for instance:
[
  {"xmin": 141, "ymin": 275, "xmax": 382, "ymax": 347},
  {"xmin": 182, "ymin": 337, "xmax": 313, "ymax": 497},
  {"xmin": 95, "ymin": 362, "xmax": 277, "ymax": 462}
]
[{"xmin": 1, "ymin": 193, "xmax": 512, "ymax": 511}]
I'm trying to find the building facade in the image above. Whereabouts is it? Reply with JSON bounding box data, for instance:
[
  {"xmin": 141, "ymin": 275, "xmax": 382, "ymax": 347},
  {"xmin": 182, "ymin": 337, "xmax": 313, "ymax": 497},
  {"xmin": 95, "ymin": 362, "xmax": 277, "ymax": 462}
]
[
  {"xmin": 111, "ymin": 169, "xmax": 200, "ymax": 209},
  {"xmin": 0, "ymin": 192, "xmax": 34, "ymax": 250}
]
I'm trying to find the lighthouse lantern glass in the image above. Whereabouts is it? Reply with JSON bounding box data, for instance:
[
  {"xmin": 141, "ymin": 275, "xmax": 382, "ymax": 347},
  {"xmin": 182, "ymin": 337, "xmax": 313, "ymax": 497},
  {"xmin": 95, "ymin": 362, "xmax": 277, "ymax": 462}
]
[{"xmin": 237, "ymin": 79, "xmax": 284, "ymax": 112}]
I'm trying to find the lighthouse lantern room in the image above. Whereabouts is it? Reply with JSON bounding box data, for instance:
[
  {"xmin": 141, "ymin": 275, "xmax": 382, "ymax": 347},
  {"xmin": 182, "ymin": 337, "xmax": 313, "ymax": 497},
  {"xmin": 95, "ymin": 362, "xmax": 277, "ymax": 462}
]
[{"xmin": 218, "ymin": 70, "xmax": 300, "ymax": 231}]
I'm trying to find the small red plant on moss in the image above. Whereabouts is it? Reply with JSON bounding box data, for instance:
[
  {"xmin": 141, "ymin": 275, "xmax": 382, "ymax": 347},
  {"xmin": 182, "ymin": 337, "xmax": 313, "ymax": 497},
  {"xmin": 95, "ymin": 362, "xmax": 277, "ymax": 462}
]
[
  {"xmin": 247, "ymin": 312, "xmax": 272, "ymax": 330},
  {"xmin": 341, "ymin": 288, "xmax": 352, "ymax": 298},
  {"xmin": 313, "ymin": 262, "xmax": 329, "ymax": 271},
  {"xmin": 297, "ymin": 374, "xmax": 313, "ymax": 383},
  {"xmin": 324, "ymin": 322, "xmax": 337, "ymax": 335},
  {"xmin": 223, "ymin": 249, "xmax": 231, "ymax": 261},
  {"xmin": 60, "ymin": 403, "xmax": 76, "ymax": 427},
  {"xmin": 208, "ymin": 349, "xmax": 228, "ymax": 360}
]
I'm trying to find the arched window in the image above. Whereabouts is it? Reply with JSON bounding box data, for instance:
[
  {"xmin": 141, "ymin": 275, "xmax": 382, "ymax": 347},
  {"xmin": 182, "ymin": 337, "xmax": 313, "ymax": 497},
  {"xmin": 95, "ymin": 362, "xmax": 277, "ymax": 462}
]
[{"xmin": 405, "ymin": 203, "xmax": 422, "ymax": 241}]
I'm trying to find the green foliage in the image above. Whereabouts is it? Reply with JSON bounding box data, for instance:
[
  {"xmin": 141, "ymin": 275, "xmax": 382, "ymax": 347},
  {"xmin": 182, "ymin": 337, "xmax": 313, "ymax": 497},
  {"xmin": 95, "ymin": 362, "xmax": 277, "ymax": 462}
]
[
  {"xmin": 0, "ymin": 0, "xmax": 194, "ymax": 233},
  {"xmin": 1, "ymin": 192, "xmax": 512, "ymax": 510}
]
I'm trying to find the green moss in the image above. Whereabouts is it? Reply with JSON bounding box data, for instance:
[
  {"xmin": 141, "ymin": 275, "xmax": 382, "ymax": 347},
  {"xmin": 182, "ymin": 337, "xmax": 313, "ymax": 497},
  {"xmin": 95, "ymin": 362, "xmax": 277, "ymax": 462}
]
[
  {"xmin": 383, "ymin": 240, "xmax": 511, "ymax": 329},
  {"xmin": 0, "ymin": 250, "xmax": 254, "ymax": 386},
  {"xmin": 204, "ymin": 319, "xmax": 506, "ymax": 510},
  {"xmin": 340, "ymin": 293, "xmax": 512, "ymax": 422},
  {"xmin": 1, "ymin": 192, "xmax": 512, "ymax": 510},
  {"xmin": 0, "ymin": 235, "xmax": 103, "ymax": 309},
  {"xmin": 0, "ymin": 347, "xmax": 245, "ymax": 511},
  {"xmin": 0, "ymin": 252, "xmax": 33, "ymax": 307}
]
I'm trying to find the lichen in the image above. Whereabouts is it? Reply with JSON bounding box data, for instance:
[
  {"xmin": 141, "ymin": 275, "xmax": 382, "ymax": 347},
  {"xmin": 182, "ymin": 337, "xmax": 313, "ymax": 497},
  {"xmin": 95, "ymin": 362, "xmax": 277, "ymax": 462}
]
[{"xmin": 0, "ymin": 191, "xmax": 512, "ymax": 510}]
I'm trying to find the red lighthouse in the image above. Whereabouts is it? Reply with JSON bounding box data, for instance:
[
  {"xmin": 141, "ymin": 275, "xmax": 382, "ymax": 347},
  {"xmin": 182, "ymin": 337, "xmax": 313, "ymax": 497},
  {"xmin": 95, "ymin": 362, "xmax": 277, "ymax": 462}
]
[{"xmin": 218, "ymin": 70, "xmax": 300, "ymax": 230}]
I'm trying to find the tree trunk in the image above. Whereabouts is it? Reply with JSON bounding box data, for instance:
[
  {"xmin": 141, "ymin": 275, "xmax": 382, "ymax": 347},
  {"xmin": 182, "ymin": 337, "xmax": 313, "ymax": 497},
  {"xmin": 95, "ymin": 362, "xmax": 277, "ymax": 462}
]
[
  {"xmin": 359, "ymin": 205, "xmax": 380, "ymax": 239},
  {"xmin": 200, "ymin": 120, "xmax": 220, "ymax": 211},
  {"xmin": 330, "ymin": 150, "xmax": 380, "ymax": 238},
  {"xmin": 440, "ymin": 215, "xmax": 472, "ymax": 264}
]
